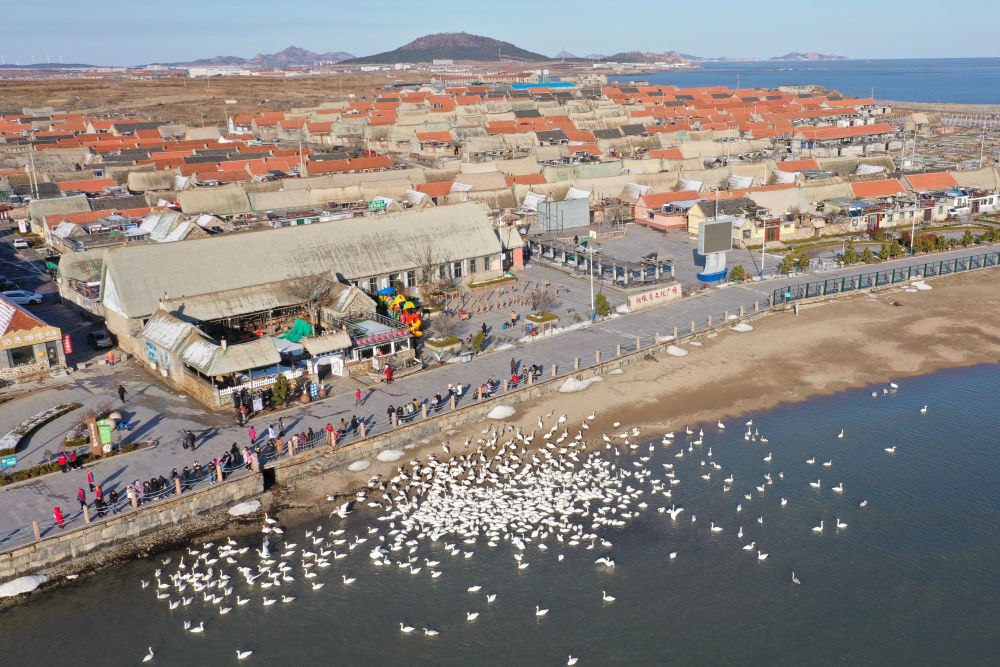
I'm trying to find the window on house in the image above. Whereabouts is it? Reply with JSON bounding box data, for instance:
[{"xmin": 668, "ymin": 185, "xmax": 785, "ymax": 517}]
[
  {"xmin": 9, "ymin": 346, "xmax": 36, "ymax": 367},
  {"xmin": 405, "ymin": 271, "xmax": 415, "ymax": 287},
  {"xmin": 469, "ymin": 258, "xmax": 477, "ymax": 274},
  {"xmin": 452, "ymin": 261, "xmax": 463, "ymax": 278},
  {"xmin": 367, "ymin": 277, "xmax": 377, "ymax": 293}
]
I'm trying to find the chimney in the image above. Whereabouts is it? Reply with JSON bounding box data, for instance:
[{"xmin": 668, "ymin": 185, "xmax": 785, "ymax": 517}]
[{"xmin": 221, "ymin": 339, "xmax": 227, "ymax": 350}]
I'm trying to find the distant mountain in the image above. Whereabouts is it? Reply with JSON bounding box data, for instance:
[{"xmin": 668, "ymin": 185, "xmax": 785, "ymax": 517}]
[
  {"xmin": 585, "ymin": 54, "xmax": 607, "ymax": 60},
  {"xmin": 771, "ymin": 52, "xmax": 848, "ymax": 61},
  {"xmin": 168, "ymin": 46, "xmax": 354, "ymax": 68},
  {"xmin": 599, "ymin": 51, "xmax": 688, "ymax": 64},
  {"xmin": 346, "ymin": 32, "xmax": 550, "ymax": 64},
  {"xmin": 555, "ymin": 50, "xmax": 578, "ymax": 59}
]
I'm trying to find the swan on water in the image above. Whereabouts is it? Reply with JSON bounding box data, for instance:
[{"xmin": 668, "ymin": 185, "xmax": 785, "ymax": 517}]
[
  {"xmin": 602, "ymin": 590, "xmax": 616, "ymax": 602},
  {"xmin": 536, "ymin": 605, "xmax": 549, "ymax": 617},
  {"xmin": 143, "ymin": 647, "xmax": 154, "ymax": 663},
  {"xmin": 812, "ymin": 520, "xmax": 824, "ymax": 534},
  {"xmin": 236, "ymin": 649, "xmax": 253, "ymax": 660}
]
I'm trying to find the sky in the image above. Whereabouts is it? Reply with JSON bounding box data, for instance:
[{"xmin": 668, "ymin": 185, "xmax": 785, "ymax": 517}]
[{"xmin": 4, "ymin": 0, "xmax": 999, "ymax": 66}]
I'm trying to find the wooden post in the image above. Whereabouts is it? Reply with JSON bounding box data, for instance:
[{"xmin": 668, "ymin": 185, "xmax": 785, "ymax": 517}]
[
  {"xmin": 755, "ymin": 300, "xmax": 759, "ymax": 313},
  {"xmin": 83, "ymin": 505, "xmax": 91, "ymax": 524},
  {"xmin": 691, "ymin": 320, "xmax": 696, "ymax": 334},
  {"xmin": 739, "ymin": 305, "xmax": 744, "ymax": 317},
  {"xmin": 175, "ymin": 476, "xmax": 184, "ymax": 494},
  {"xmin": 503, "ymin": 379, "xmax": 509, "ymax": 392},
  {"xmin": 596, "ymin": 350, "xmax": 601, "ymax": 364},
  {"xmin": 289, "ymin": 437, "xmax": 297, "ymax": 455},
  {"xmin": 655, "ymin": 332, "xmax": 660, "ymax": 344},
  {"xmin": 673, "ymin": 326, "xmax": 678, "ymax": 339},
  {"xmin": 360, "ymin": 421, "xmax": 366, "ymax": 438},
  {"xmin": 551, "ymin": 364, "xmax": 557, "ymax": 378},
  {"xmin": 769, "ymin": 295, "xmax": 774, "ymax": 307},
  {"xmin": 528, "ymin": 371, "xmax": 533, "ymax": 385},
  {"xmin": 422, "ymin": 403, "xmax": 427, "ymax": 419},
  {"xmin": 216, "ymin": 463, "xmax": 224, "ymax": 483},
  {"xmin": 391, "ymin": 412, "xmax": 398, "ymax": 427},
  {"xmin": 724, "ymin": 310, "xmax": 728, "ymax": 322},
  {"xmin": 130, "ymin": 494, "xmax": 138, "ymax": 510},
  {"xmin": 636, "ymin": 337, "xmax": 641, "ymax": 352},
  {"xmin": 574, "ymin": 357, "xmax": 579, "ymax": 370},
  {"xmin": 450, "ymin": 394, "xmax": 456, "ymax": 409},
  {"xmin": 616, "ymin": 344, "xmax": 621, "ymax": 357},
  {"xmin": 33, "ymin": 520, "xmax": 41, "ymax": 541}
]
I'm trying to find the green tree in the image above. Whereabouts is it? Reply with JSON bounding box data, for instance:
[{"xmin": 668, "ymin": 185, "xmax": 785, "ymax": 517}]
[
  {"xmin": 890, "ymin": 240, "xmax": 904, "ymax": 257},
  {"xmin": 982, "ymin": 227, "xmax": 997, "ymax": 243},
  {"xmin": 472, "ymin": 330, "xmax": 487, "ymax": 353},
  {"xmin": 879, "ymin": 240, "xmax": 889, "ymax": 259},
  {"xmin": 271, "ymin": 374, "xmax": 292, "ymax": 405},
  {"xmin": 727, "ymin": 264, "xmax": 746, "ymax": 281},
  {"xmin": 861, "ymin": 247, "xmax": 875, "ymax": 264},
  {"xmin": 593, "ymin": 292, "xmax": 611, "ymax": 317},
  {"xmin": 779, "ymin": 253, "xmax": 797, "ymax": 275},
  {"xmin": 795, "ymin": 254, "xmax": 811, "ymax": 271},
  {"xmin": 960, "ymin": 229, "xmax": 975, "ymax": 247},
  {"xmin": 842, "ymin": 241, "xmax": 858, "ymax": 264},
  {"xmin": 935, "ymin": 235, "xmax": 948, "ymax": 251}
]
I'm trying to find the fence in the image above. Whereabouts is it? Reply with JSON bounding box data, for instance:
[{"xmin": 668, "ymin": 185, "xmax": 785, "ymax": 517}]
[{"xmin": 773, "ymin": 251, "xmax": 1000, "ymax": 304}]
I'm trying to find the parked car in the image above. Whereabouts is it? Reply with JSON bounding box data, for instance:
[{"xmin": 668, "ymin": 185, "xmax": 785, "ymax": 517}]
[
  {"xmin": 2, "ymin": 290, "xmax": 43, "ymax": 305},
  {"xmin": 0, "ymin": 278, "xmax": 16, "ymax": 291},
  {"xmin": 87, "ymin": 327, "xmax": 115, "ymax": 349},
  {"xmin": 12, "ymin": 238, "xmax": 29, "ymax": 249}
]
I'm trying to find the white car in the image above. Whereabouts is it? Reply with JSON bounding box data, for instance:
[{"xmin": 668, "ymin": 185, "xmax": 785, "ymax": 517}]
[
  {"xmin": 3, "ymin": 290, "xmax": 43, "ymax": 305},
  {"xmin": 12, "ymin": 238, "xmax": 29, "ymax": 249}
]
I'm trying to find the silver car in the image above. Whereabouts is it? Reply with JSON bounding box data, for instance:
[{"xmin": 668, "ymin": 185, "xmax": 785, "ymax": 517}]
[{"xmin": 3, "ymin": 290, "xmax": 43, "ymax": 305}]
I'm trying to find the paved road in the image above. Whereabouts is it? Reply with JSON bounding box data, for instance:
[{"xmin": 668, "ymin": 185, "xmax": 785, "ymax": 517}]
[{"xmin": 0, "ymin": 243, "xmax": 995, "ymax": 551}]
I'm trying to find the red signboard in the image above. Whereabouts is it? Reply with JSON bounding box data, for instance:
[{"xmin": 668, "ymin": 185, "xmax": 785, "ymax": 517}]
[{"xmin": 62, "ymin": 334, "xmax": 73, "ymax": 355}]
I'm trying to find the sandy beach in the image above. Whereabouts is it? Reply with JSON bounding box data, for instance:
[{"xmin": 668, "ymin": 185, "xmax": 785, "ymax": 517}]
[{"xmin": 286, "ymin": 268, "xmax": 1000, "ymax": 509}]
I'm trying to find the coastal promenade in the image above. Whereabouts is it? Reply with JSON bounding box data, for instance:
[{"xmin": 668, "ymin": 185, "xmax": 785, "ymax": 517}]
[{"xmin": 0, "ymin": 244, "xmax": 995, "ymax": 555}]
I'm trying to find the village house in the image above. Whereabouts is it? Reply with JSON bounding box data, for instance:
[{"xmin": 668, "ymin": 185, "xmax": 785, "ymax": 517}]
[{"xmin": 0, "ymin": 294, "xmax": 66, "ymax": 382}]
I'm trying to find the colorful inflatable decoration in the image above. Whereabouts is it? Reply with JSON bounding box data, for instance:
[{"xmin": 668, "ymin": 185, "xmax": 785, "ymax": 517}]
[{"xmin": 377, "ymin": 289, "xmax": 424, "ymax": 337}]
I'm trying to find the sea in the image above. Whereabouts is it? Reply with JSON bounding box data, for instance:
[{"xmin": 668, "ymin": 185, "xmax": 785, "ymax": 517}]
[
  {"xmin": 2, "ymin": 363, "xmax": 999, "ymax": 665},
  {"xmin": 610, "ymin": 58, "xmax": 1000, "ymax": 105}
]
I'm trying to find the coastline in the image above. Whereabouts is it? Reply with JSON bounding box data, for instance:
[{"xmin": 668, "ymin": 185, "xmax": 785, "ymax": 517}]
[{"xmin": 8, "ymin": 268, "xmax": 1000, "ymax": 604}]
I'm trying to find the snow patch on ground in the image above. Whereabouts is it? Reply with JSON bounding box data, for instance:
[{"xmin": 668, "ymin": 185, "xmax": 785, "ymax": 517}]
[
  {"xmin": 731, "ymin": 323, "xmax": 754, "ymax": 332},
  {"xmin": 727, "ymin": 313, "xmax": 739, "ymax": 320},
  {"xmin": 666, "ymin": 345, "xmax": 689, "ymax": 357},
  {"xmin": 609, "ymin": 368, "xmax": 624, "ymax": 375},
  {"xmin": 905, "ymin": 288, "xmax": 918, "ymax": 293},
  {"xmin": 227, "ymin": 499, "xmax": 261, "ymax": 516},
  {"xmin": 493, "ymin": 343, "xmax": 514, "ymax": 352},
  {"xmin": 487, "ymin": 406, "xmax": 516, "ymax": 420},
  {"xmin": 912, "ymin": 281, "xmax": 933, "ymax": 291},
  {"xmin": 348, "ymin": 459, "xmax": 371, "ymax": 471},
  {"xmin": 558, "ymin": 376, "xmax": 604, "ymax": 393},
  {"xmin": 404, "ymin": 444, "xmax": 418, "ymax": 450},
  {"xmin": 376, "ymin": 449, "xmax": 404, "ymax": 462},
  {"xmin": 0, "ymin": 575, "xmax": 47, "ymax": 597},
  {"xmin": 690, "ymin": 341, "xmax": 703, "ymax": 347}
]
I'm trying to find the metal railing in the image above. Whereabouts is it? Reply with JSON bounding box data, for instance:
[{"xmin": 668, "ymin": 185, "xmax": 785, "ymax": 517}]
[{"xmin": 773, "ymin": 250, "xmax": 1000, "ymax": 304}]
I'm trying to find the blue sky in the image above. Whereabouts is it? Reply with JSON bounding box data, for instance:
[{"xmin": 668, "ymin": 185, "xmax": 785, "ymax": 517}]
[{"xmin": 4, "ymin": 0, "xmax": 999, "ymax": 65}]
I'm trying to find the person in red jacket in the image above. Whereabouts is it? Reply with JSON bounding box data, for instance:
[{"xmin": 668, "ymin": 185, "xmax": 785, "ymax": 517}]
[
  {"xmin": 385, "ymin": 365, "xmax": 393, "ymax": 384},
  {"xmin": 87, "ymin": 469, "xmax": 95, "ymax": 492},
  {"xmin": 77, "ymin": 487, "xmax": 86, "ymax": 509},
  {"xmin": 54, "ymin": 506, "xmax": 65, "ymax": 528},
  {"xmin": 57, "ymin": 452, "xmax": 67, "ymax": 473}
]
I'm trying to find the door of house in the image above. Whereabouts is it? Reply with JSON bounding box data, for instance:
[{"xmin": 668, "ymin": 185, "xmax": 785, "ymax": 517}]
[{"xmin": 765, "ymin": 226, "xmax": 779, "ymax": 243}]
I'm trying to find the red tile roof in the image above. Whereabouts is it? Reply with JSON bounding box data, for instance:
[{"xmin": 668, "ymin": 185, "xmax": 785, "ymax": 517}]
[
  {"xmin": 415, "ymin": 181, "xmax": 454, "ymax": 197},
  {"xmin": 851, "ymin": 179, "xmax": 906, "ymax": 198},
  {"xmin": 638, "ymin": 190, "xmax": 702, "ymax": 208},
  {"xmin": 775, "ymin": 159, "xmax": 820, "ymax": 172},
  {"xmin": 904, "ymin": 172, "xmax": 959, "ymax": 191},
  {"xmin": 57, "ymin": 177, "xmax": 117, "ymax": 193}
]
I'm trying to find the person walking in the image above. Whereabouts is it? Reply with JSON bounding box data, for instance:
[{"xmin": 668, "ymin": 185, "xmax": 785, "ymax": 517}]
[
  {"xmin": 267, "ymin": 424, "xmax": 277, "ymax": 444},
  {"xmin": 324, "ymin": 423, "xmax": 335, "ymax": 446},
  {"xmin": 385, "ymin": 365, "xmax": 393, "ymax": 384},
  {"xmin": 278, "ymin": 417, "xmax": 285, "ymax": 436},
  {"xmin": 510, "ymin": 357, "xmax": 516, "ymax": 375},
  {"xmin": 350, "ymin": 415, "xmax": 359, "ymax": 436},
  {"xmin": 77, "ymin": 487, "xmax": 87, "ymax": 510},
  {"xmin": 94, "ymin": 484, "xmax": 103, "ymax": 502},
  {"xmin": 248, "ymin": 425, "xmax": 257, "ymax": 445},
  {"xmin": 86, "ymin": 469, "xmax": 95, "ymax": 492},
  {"xmin": 481, "ymin": 322, "xmax": 488, "ymax": 336},
  {"xmin": 355, "ymin": 388, "xmax": 363, "ymax": 406},
  {"xmin": 69, "ymin": 450, "xmax": 80, "ymax": 469},
  {"xmin": 54, "ymin": 506, "xmax": 65, "ymax": 529},
  {"xmin": 117, "ymin": 384, "xmax": 126, "ymax": 403},
  {"xmin": 109, "ymin": 489, "xmax": 119, "ymax": 514},
  {"xmin": 58, "ymin": 451, "xmax": 67, "ymax": 473}
]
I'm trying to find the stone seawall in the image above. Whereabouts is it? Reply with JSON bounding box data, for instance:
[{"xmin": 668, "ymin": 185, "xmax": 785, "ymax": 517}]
[{"xmin": 0, "ymin": 473, "xmax": 263, "ymax": 584}]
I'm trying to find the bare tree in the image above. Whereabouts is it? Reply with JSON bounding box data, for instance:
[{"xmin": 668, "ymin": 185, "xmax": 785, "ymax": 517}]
[
  {"xmin": 428, "ymin": 312, "xmax": 463, "ymax": 340},
  {"xmin": 533, "ymin": 289, "xmax": 555, "ymax": 314},
  {"xmin": 408, "ymin": 236, "xmax": 455, "ymax": 299},
  {"xmin": 283, "ymin": 275, "xmax": 338, "ymax": 328}
]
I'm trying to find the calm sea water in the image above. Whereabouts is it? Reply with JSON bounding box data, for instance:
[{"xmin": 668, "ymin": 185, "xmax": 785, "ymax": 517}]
[
  {"xmin": 611, "ymin": 58, "xmax": 1000, "ymax": 104},
  {"xmin": 2, "ymin": 363, "xmax": 999, "ymax": 665}
]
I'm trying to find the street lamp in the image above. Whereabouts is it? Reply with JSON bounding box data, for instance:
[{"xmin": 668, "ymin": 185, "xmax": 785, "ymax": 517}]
[{"xmin": 576, "ymin": 241, "xmax": 598, "ymax": 322}]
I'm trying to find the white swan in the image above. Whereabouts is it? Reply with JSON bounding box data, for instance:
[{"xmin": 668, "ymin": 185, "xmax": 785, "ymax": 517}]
[
  {"xmin": 884, "ymin": 446, "xmax": 896, "ymax": 454},
  {"xmin": 423, "ymin": 627, "xmax": 439, "ymax": 636},
  {"xmin": 859, "ymin": 500, "xmax": 868, "ymax": 508},
  {"xmin": 763, "ymin": 452, "xmax": 772, "ymax": 463},
  {"xmin": 189, "ymin": 621, "xmax": 205, "ymax": 633},
  {"xmin": 743, "ymin": 541, "xmax": 755, "ymax": 551},
  {"xmin": 791, "ymin": 572, "xmax": 801, "ymax": 585},
  {"xmin": 809, "ymin": 479, "xmax": 821, "ymax": 489},
  {"xmin": 812, "ymin": 520, "xmax": 824, "ymax": 533},
  {"xmin": 837, "ymin": 429, "xmax": 844, "ymax": 439},
  {"xmin": 568, "ymin": 656, "xmax": 579, "ymax": 666},
  {"xmin": 710, "ymin": 522, "xmax": 723, "ymax": 533},
  {"xmin": 602, "ymin": 590, "xmax": 616, "ymax": 602},
  {"xmin": 535, "ymin": 605, "xmax": 549, "ymax": 617},
  {"xmin": 400, "ymin": 622, "xmax": 415, "ymax": 633},
  {"xmin": 920, "ymin": 405, "xmax": 927, "ymax": 414},
  {"xmin": 143, "ymin": 647, "xmax": 154, "ymax": 662},
  {"xmin": 467, "ymin": 611, "xmax": 479, "ymax": 622},
  {"xmin": 836, "ymin": 517, "xmax": 848, "ymax": 529},
  {"xmin": 717, "ymin": 420, "xmax": 725, "ymax": 429},
  {"xmin": 822, "ymin": 460, "xmax": 832, "ymax": 467},
  {"xmin": 757, "ymin": 550, "xmax": 768, "ymax": 561},
  {"xmin": 236, "ymin": 649, "xmax": 253, "ymax": 660},
  {"xmin": 806, "ymin": 457, "xmax": 816, "ymax": 465},
  {"xmin": 832, "ymin": 482, "xmax": 843, "ymax": 494},
  {"xmin": 780, "ymin": 498, "xmax": 788, "ymax": 507}
]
